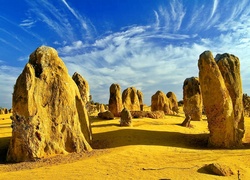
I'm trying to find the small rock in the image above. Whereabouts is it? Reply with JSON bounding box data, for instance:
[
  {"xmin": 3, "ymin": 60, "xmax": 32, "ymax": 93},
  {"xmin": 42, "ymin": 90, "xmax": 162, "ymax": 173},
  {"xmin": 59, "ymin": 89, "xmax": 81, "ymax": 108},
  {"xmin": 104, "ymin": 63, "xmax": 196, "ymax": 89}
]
[
  {"xmin": 98, "ymin": 111, "xmax": 114, "ymax": 120},
  {"xmin": 120, "ymin": 108, "xmax": 132, "ymax": 126},
  {"xmin": 204, "ymin": 163, "xmax": 234, "ymax": 176}
]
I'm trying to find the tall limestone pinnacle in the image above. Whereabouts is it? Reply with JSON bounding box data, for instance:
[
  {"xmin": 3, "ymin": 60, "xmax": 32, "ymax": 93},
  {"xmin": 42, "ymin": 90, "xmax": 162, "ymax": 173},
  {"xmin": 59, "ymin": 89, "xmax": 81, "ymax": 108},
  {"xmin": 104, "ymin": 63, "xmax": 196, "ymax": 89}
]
[
  {"xmin": 7, "ymin": 46, "xmax": 92, "ymax": 162},
  {"xmin": 198, "ymin": 51, "xmax": 244, "ymax": 148}
]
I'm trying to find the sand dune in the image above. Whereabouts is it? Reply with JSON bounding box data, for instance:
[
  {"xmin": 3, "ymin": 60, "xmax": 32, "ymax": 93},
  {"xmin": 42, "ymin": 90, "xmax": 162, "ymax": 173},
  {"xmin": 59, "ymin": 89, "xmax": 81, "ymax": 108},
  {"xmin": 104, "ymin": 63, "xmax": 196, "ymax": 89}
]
[{"xmin": 0, "ymin": 111, "xmax": 249, "ymax": 180}]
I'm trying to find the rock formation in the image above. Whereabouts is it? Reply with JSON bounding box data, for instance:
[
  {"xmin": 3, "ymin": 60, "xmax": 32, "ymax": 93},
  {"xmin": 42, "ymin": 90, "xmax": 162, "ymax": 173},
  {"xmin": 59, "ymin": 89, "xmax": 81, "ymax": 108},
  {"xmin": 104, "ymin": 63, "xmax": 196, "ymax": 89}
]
[
  {"xmin": 151, "ymin": 91, "xmax": 172, "ymax": 115},
  {"xmin": 120, "ymin": 108, "xmax": 132, "ymax": 126},
  {"xmin": 7, "ymin": 46, "xmax": 92, "ymax": 162},
  {"xmin": 203, "ymin": 163, "xmax": 234, "ymax": 176},
  {"xmin": 72, "ymin": 72, "xmax": 90, "ymax": 105},
  {"xmin": 129, "ymin": 111, "xmax": 165, "ymax": 119},
  {"xmin": 183, "ymin": 77, "xmax": 202, "ymax": 121},
  {"xmin": 166, "ymin": 91, "xmax": 178, "ymax": 114},
  {"xmin": 243, "ymin": 93, "xmax": 250, "ymax": 117},
  {"xmin": 0, "ymin": 108, "xmax": 8, "ymax": 114},
  {"xmin": 198, "ymin": 51, "xmax": 243, "ymax": 148},
  {"xmin": 137, "ymin": 90, "xmax": 144, "ymax": 111},
  {"xmin": 122, "ymin": 87, "xmax": 140, "ymax": 111},
  {"xmin": 215, "ymin": 53, "xmax": 245, "ymax": 139},
  {"xmin": 99, "ymin": 104, "xmax": 106, "ymax": 113},
  {"xmin": 108, "ymin": 83, "xmax": 123, "ymax": 117},
  {"xmin": 98, "ymin": 111, "xmax": 114, "ymax": 120}
]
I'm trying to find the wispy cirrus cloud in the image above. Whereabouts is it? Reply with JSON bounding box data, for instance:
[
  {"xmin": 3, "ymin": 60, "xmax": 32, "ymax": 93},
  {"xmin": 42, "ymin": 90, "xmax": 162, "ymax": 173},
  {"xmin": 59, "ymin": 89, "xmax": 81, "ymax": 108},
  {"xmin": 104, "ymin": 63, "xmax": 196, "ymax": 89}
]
[
  {"xmin": 23, "ymin": 0, "xmax": 95, "ymax": 43},
  {"xmin": 19, "ymin": 18, "xmax": 36, "ymax": 28},
  {"xmin": 154, "ymin": 0, "xmax": 186, "ymax": 32}
]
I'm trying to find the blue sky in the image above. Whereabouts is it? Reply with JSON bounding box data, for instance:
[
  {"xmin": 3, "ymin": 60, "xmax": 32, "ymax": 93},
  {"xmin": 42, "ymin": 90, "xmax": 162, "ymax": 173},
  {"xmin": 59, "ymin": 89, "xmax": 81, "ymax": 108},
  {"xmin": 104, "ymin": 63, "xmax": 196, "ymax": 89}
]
[{"xmin": 1, "ymin": 0, "xmax": 250, "ymax": 108}]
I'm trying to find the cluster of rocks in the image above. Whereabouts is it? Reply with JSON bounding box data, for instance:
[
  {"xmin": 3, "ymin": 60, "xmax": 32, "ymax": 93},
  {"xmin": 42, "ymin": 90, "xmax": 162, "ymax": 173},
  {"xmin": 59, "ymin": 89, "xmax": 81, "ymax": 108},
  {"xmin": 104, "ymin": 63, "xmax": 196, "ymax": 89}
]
[
  {"xmin": 151, "ymin": 90, "xmax": 178, "ymax": 115},
  {"xmin": 107, "ymin": 83, "xmax": 179, "ymax": 126},
  {"xmin": 0, "ymin": 108, "xmax": 12, "ymax": 114}
]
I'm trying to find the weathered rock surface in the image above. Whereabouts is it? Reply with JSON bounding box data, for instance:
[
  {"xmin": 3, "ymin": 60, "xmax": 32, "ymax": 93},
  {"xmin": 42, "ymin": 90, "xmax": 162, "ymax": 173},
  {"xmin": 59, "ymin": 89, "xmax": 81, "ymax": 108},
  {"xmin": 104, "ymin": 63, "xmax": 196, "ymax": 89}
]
[
  {"xmin": 137, "ymin": 90, "xmax": 144, "ymax": 111},
  {"xmin": 122, "ymin": 87, "xmax": 140, "ymax": 111},
  {"xmin": 198, "ymin": 51, "xmax": 240, "ymax": 148},
  {"xmin": 98, "ymin": 111, "xmax": 114, "ymax": 120},
  {"xmin": 7, "ymin": 46, "xmax": 92, "ymax": 162},
  {"xmin": 0, "ymin": 108, "xmax": 8, "ymax": 114},
  {"xmin": 120, "ymin": 108, "xmax": 132, "ymax": 126},
  {"xmin": 183, "ymin": 77, "xmax": 202, "ymax": 121},
  {"xmin": 243, "ymin": 93, "xmax": 250, "ymax": 117},
  {"xmin": 108, "ymin": 84, "xmax": 123, "ymax": 117},
  {"xmin": 99, "ymin": 104, "xmax": 106, "ymax": 113},
  {"xmin": 203, "ymin": 163, "xmax": 234, "ymax": 176},
  {"xmin": 166, "ymin": 91, "xmax": 179, "ymax": 114},
  {"xmin": 215, "ymin": 53, "xmax": 245, "ymax": 142},
  {"xmin": 151, "ymin": 91, "xmax": 172, "ymax": 115},
  {"xmin": 72, "ymin": 72, "xmax": 90, "ymax": 105},
  {"xmin": 130, "ymin": 111, "xmax": 165, "ymax": 119}
]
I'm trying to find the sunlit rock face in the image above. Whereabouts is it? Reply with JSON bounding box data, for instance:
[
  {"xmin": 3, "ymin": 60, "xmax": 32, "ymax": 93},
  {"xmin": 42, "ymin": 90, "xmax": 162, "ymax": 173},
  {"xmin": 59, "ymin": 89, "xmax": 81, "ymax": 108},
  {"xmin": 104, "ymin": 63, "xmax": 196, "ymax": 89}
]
[
  {"xmin": 120, "ymin": 108, "xmax": 132, "ymax": 127},
  {"xmin": 7, "ymin": 46, "xmax": 92, "ymax": 162},
  {"xmin": 72, "ymin": 72, "xmax": 90, "ymax": 105},
  {"xmin": 215, "ymin": 53, "xmax": 245, "ymax": 141},
  {"xmin": 166, "ymin": 91, "xmax": 179, "ymax": 114},
  {"xmin": 137, "ymin": 90, "xmax": 144, "ymax": 111},
  {"xmin": 108, "ymin": 83, "xmax": 123, "ymax": 117},
  {"xmin": 198, "ymin": 51, "xmax": 244, "ymax": 148},
  {"xmin": 151, "ymin": 90, "xmax": 173, "ymax": 115},
  {"xmin": 122, "ymin": 87, "xmax": 140, "ymax": 111},
  {"xmin": 183, "ymin": 77, "xmax": 202, "ymax": 121}
]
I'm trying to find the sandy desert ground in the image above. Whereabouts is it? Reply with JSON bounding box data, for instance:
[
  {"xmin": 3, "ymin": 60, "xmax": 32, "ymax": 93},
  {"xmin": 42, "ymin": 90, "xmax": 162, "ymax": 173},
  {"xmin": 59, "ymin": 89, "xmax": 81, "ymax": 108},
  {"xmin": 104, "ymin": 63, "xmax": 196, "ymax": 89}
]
[{"xmin": 0, "ymin": 108, "xmax": 249, "ymax": 180}]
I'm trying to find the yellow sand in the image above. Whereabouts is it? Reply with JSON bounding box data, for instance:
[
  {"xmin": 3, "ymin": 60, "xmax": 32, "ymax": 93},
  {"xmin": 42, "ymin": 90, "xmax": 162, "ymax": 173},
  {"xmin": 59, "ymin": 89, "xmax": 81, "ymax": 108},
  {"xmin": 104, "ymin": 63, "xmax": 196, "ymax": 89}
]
[{"xmin": 0, "ymin": 110, "xmax": 249, "ymax": 180}]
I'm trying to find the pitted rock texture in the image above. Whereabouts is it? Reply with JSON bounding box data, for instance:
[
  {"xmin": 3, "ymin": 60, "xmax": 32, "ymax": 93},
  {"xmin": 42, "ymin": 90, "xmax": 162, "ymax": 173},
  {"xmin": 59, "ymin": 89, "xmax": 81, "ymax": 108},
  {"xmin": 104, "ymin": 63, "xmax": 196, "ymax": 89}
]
[{"xmin": 8, "ymin": 46, "xmax": 92, "ymax": 162}]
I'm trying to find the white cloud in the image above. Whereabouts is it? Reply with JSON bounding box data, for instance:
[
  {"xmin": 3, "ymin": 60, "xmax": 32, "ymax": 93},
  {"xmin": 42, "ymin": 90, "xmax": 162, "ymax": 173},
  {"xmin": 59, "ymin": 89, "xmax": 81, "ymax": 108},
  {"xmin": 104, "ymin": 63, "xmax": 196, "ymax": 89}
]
[
  {"xmin": 24, "ymin": 0, "xmax": 95, "ymax": 42},
  {"xmin": 210, "ymin": 0, "xmax": 218, "ymax": 19},
  {"xmin": 0, "ymin": 66, "xmax": 22, "ymax": 108},
  {"xmin": 58, "ymin": 41, "xmax": 85, "ymax": 54},
  {"xmin": 19, "ymin": 18, "xmax": 36, "ymax": 28},
  {"xmin": 156, "ymin": 0, "xmax": 186, "ymax": 32}
]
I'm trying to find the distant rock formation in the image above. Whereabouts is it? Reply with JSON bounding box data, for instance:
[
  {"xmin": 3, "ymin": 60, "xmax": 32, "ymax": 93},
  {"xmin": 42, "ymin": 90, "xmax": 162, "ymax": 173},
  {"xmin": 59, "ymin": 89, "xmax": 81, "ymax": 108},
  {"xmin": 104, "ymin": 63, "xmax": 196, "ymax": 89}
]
[
  {"xmin": 137, "ymin": 90, "xmax": 144, "ymax": 111},
  {"xmin": 198, "ymin": 51, "xmax": 244, "ymax": 148},
  {"xmin": 151, "ymin": 91, "xmax": 172, "ymax": 115},
  {"xmin": 7, "ymin": 46, "xmax": 92, "ymax": 162},
  {"xmin": 166, "ymin": 91, "xmax": 179, "ymax": 114},
  {"xmin": 122, "ymin": 87, "xmax": 140, "ymax": 111},
  {"xmin": 120, "ymin": 108, "xmax": 132, "ymax": 126},
  {"xmin": 183, "ymin": 77, "xmax": 202, "ymax": 121},
  {"xmin": 243, "ymin": 93, "xmax": 250, "ymax": 117},
  {"xmin": 99, "ymin": 104, "xmax": 106, "ymax": 113},
  {"xmin": 72, "ymin": 72, "xmax": 90, "ymax": 105},
  {"xmin": 0, "ymin": 108, "xmax": 8, "ymax": 114},
  {"xmin": 98, "ymin": 111, "xmax": 114, "ymax": 120},
  {"xmin": 130, "ymin": 111, "xmax": 165, "ymax": 119},
  {"xmin": 215, "ymin": 53, "xmax": 245, "ymax": 140},
  {"xmin": 108, "ymin": 83, "xmax": 123, "ymax": 117}
]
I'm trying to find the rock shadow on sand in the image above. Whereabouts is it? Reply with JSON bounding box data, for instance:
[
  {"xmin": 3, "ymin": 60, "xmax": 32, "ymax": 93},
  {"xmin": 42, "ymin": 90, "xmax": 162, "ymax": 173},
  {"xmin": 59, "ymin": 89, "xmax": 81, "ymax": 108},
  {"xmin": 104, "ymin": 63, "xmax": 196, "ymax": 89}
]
[{"xmin": 92, "ymin": 129, "xmax": 209, "ymax": 150}]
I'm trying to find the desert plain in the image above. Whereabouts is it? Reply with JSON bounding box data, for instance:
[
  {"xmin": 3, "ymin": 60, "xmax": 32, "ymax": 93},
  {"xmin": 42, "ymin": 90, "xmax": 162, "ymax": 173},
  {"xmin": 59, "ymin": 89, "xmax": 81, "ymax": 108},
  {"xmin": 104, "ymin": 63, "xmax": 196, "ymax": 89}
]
[{"xmin": 0, "ymin": 107, "xmax": 249, "ymax": 180}]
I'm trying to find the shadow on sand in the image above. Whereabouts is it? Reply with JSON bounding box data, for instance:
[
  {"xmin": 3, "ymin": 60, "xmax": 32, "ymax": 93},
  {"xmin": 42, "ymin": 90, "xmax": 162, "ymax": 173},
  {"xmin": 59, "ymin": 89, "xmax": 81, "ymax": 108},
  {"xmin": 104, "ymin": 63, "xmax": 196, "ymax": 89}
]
[
  {"xmin": 91, "ymin": 128, "xmax": 250, "ymax": 151},
  {"xmin": 0, "ymin": 137, "xmax": 10, "ymax": 163},
  {"xmin": 91, "ymin": 128, "xmax": 210, "ymax": 150}
]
